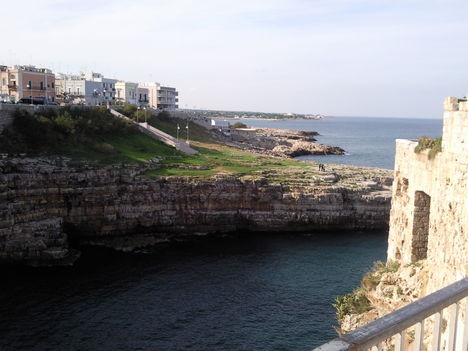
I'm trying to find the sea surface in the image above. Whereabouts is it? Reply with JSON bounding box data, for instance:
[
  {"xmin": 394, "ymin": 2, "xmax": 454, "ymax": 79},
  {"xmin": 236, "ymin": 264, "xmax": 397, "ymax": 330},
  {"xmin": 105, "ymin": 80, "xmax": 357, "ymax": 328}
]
[
  {"xmin": 227, "ymin": 116, "xmax": 443, "ymax": 169},
  {"xmin": 0, "ymin": 233, "xmax": 387, "ymax": 351},
  {"xmin": 0, "ymin": 116, "xmax": 438, "ymax": 351}
]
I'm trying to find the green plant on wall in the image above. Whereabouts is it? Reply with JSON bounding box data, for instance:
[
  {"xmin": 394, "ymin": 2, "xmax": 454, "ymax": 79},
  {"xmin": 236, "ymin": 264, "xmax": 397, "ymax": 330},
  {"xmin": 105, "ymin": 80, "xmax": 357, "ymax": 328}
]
[{"xmin": 414, "ymin": 136, "xmax": 442, "ymax": 159}]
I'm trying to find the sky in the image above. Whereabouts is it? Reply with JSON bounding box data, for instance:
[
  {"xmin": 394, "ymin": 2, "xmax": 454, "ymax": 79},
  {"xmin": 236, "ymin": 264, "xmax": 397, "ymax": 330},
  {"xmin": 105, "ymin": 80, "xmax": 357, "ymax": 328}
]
[{"xmin": 1, "ymin": 0, "xmax": 468, "ymax": 118}]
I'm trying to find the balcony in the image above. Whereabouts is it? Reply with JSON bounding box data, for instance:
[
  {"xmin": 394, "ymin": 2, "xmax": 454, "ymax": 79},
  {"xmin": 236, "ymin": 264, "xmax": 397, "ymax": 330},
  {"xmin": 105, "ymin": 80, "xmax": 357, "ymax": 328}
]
[
  {"xmin": 7, "ymin": 84, "xmax": 17, "ymax": 90},
  {"xmin": 313, "ymin": 278, "xmax": 468, "ymax": 351}
]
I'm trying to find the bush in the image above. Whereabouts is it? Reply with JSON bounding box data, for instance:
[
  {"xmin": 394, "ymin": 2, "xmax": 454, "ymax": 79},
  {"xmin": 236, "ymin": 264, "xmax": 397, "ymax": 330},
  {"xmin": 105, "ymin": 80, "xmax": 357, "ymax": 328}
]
[
  {"xmin": 93, "ymin": 142, "xmax": 115, "ymax": 153},
  {"xmin": 0, "ymin": 106, "xmax": 136, "ymax": 154},
  {"xmin": 334, "ymin": 289, "xmax": 372, "ymax": 324},
  {"xmin": 230, "ymin": 122, "xmax": 248, "ymax": 129},
  {"xmin": 414, "ymin": 136, "xmax": 442, "ymax": 159},
  {"xmin": 360, "ymin": 260, "xmax": 401, "ymax": 292}
]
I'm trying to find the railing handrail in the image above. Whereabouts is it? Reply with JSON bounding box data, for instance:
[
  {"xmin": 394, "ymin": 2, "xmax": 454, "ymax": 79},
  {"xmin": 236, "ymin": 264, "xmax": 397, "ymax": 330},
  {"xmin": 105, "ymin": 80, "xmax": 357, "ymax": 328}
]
[{"xmin": 313, "ymin": 277, "xmax": 468, "ymax": 351}]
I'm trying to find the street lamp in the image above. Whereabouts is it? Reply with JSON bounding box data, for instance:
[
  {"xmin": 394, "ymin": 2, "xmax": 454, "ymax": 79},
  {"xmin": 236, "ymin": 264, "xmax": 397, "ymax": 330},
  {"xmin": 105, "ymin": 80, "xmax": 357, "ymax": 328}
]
[
  {"xmin": 27, "ymin": 82, "xmax": 33, "ymax": 105},
  {"xmin": 144, "ymin": 106, "xmax": 147, "ymax": 123}
]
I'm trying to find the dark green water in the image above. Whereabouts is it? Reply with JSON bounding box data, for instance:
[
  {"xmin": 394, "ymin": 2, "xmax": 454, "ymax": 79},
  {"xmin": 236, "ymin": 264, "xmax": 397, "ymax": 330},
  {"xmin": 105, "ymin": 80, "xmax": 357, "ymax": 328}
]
[{"xmin": 0, "ymin": 232, "xmax": 387, "ymax": 351}]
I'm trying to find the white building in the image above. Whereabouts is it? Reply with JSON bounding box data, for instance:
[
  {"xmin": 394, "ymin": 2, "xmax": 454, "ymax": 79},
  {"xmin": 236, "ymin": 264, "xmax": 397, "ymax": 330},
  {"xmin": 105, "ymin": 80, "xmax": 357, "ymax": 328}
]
[
  {"xmin": 55, "ymin": 72, "xmax": 118, "ymax": 105},
  {"xmin": 115, "ymin": 81, "xmax": 138, "ymax": 105},
  {"xmin": 83, "ymin": 72, "xmax": 117, "ymax": 103},
  {"xmin": 139, "ymin": 82, "xmax": 179, "ymax": 110}
]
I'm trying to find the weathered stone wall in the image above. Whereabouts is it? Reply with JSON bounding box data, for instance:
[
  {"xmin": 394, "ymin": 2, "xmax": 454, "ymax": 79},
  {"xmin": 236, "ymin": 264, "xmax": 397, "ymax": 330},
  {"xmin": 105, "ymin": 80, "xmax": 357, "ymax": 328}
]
[
  {"xmin": 0, "ymin": 158, "xmax": 392, "ymax": 265},
  {"xmin": 343, "ymin": 97, "xmax": 467, "ymax": 349},
  {"xmin": 388, "ymin": 97, "xmax": 468, "ymax": 291}
]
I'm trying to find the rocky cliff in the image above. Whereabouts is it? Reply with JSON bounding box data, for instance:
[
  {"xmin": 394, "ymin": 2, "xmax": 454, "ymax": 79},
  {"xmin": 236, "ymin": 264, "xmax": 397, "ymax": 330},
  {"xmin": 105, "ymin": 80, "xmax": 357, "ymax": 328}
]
[
  {"xmin": 220, "ymin": 127, "xmax": 345, "ymax": 157},
  {"xmin": 0, "ymin": 157, "xmax": 392, "ymax": 266},
  {"xmin": 338, "ymin": 97, "xmax": 467, "ymax": 350}
]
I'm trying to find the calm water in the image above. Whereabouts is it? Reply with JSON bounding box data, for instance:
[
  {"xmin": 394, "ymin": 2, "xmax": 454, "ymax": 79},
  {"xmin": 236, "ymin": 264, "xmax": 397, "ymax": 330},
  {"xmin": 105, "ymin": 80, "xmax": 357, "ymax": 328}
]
[
  {"xmin": 0, "ymin": 233, "xmax": 387, "ymax": 351},
  {"xmin": 227, "ymin": 117, "xmax": 443, "ymax": 169},
  {"xmin": 2, "ymin": 116, "xmax": 431, "ymax": 350}
]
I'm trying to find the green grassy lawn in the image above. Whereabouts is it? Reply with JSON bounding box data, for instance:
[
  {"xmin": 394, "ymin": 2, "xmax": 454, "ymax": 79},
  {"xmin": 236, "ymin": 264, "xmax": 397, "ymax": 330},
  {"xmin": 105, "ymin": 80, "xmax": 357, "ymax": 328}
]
[
  {"xmin": 0, "ymin": 106, "xmax": 318, "ymax": 179},
  {"xmin": 38, "ymin": 133, "xmax": 183, "ymax": 164},
  {"xmin": 53, "ymin": 111, "xmax": 318, "ymax": 178}
]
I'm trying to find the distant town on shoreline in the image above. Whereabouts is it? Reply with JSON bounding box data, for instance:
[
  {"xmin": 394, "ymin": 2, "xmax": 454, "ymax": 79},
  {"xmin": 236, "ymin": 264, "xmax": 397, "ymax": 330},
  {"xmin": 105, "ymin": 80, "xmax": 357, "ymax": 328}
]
[{"xmin": 0, "ymin": 64, "xmax": 325, "ymax": 120}]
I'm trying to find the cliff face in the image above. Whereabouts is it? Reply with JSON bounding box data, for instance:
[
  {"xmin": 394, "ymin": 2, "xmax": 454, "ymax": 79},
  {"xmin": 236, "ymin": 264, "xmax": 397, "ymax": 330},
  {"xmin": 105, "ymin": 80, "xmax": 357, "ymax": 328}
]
[
  {"xmin": 0, "ymin": 158, "xmax": 392, "ymax": 266},
  {"xmin": 339, "ymin": 97, "xmax": 467, "ymax": 350}
]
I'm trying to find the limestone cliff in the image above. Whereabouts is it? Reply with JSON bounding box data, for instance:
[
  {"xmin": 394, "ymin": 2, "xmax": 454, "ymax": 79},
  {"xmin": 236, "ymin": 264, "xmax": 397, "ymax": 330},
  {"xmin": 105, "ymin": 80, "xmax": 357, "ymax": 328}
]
[
  {"xmin": 0, "ymin": 157, "xmax": 392, "ymax": 266},
  {"xmin": 339, "ymin": 97, "xmax": 467, "ymax": 350}
]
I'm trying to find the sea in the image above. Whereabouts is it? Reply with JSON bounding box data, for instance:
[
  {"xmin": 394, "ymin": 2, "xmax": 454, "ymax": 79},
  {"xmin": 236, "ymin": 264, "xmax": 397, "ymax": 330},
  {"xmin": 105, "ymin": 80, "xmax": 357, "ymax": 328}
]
[
  {"xmin": 0, "ymin": 117, "xmax": 443, "ymax": 351},
  {"xmin": 227, "ymin": 116, "xmax": 443, "ymax": 169}
]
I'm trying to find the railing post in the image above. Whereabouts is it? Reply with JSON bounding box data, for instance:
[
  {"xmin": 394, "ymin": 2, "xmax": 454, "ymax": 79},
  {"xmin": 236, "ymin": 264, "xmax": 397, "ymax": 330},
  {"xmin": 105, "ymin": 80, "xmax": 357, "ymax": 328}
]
[
  {"xmin": 414, "ymin": 320, "xmax": 424, "ymax": 351},
  {"xmin": 432, "ymin": 311, "xmax": 442, "ymax": 351},
  {"xmin": 447, "ymin": 303, "xmax": 459, "ymax": 351},
  {"xmin": 395, "ymin": 331, "xmax": 405, "ymax": 351},
  {"xmin": 462, "ymin": 299, "xmax": 468, "ymax": 351}
]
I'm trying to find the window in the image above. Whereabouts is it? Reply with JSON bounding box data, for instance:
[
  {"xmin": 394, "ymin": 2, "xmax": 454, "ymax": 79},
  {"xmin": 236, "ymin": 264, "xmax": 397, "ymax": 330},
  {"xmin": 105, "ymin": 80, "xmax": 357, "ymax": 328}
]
[
  {"xmin": 40, "ymin": 81, "xmax": 44, "ymax": 90},
  {"xmin": 1, "ymin": 78, "xmax": 5, "ymax": 85},
  {"xmin": 51, "ymin": 82, "xmax": 55, "ymax": 89},
  {"xmin": 28, "ymin": 80, "xmax": 32, "ymax": 88}
]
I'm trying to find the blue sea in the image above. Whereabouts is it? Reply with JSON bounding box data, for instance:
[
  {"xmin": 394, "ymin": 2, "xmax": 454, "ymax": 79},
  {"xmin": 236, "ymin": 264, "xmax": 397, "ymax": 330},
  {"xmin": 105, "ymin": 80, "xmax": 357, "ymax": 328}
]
[
  {"xmin": 227, "ymin": 116, "xmax": 443, "ymax": 169},
  {"xmin": 0, "ymin": 117, "xmax": 442, "ymax": 351}
]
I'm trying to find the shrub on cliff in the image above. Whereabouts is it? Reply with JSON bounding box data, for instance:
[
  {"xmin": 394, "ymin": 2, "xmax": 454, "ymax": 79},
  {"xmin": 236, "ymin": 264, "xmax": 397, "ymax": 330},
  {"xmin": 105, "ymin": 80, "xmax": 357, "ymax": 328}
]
[
  {"xmin": 414, "ymin": 136, "xmax": 442, "ymax": 159},
  {"xmin": 230, "ymin": 122, "xmax": 248, "ymax": 129},
  {"xmin": 0, "ymin": 107, "xmax": 136, "ymax": 154},
  {"xmin": 334, "ymin": 288, "xmax": 372, "ymax": 324}
]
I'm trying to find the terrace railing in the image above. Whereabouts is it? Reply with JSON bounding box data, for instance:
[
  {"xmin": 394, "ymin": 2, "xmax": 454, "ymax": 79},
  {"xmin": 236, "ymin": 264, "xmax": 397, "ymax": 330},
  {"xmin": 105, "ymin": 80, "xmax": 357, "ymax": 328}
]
[{"xmin": 313, "ymin": 277, "xmax": 468, "ymax": 351}]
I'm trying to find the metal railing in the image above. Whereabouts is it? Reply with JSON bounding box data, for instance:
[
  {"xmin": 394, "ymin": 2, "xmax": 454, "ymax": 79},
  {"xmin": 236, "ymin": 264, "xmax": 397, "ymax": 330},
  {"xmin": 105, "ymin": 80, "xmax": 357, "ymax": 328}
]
[{"xmin": 313, "ymin": 278, "xmax": 468, "ymax": 351}]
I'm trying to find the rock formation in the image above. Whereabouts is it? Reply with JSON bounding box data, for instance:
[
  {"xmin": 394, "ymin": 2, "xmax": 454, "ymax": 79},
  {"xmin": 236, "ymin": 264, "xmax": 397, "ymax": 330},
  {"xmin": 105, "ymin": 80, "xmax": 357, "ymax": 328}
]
[
  {"xmin": 0, "ymin": 157, "xmax": 392, "ymax": 266},
  {"xmin": 220, "ymin": 127, "xmax": 345, "ymax": 157},
  {"xmin": 339, "ymin": 97, "xmax": 467, "ymax": 350}
]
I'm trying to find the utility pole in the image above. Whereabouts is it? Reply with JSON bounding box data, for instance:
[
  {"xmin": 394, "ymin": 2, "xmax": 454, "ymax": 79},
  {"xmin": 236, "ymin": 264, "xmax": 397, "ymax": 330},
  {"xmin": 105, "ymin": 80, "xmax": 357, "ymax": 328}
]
[{"xmin": 177, "ymin": 123, "xmax": 180, "ymax": 140}]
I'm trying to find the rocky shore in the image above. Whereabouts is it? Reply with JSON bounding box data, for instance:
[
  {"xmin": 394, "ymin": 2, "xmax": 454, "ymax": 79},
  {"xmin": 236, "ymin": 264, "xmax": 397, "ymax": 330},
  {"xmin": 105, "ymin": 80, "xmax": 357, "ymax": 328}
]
[
  {"xmin": 0, "ymin": 157, "xmax": 392, "ymax": 266},
  {"xmin": 218, "ymin": 127, "xmax": 345, "ymax": 157}
]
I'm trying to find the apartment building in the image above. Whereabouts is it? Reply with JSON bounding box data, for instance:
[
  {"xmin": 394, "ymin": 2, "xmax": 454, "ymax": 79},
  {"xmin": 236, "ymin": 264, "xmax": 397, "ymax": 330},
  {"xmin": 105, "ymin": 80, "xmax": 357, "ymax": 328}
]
[
  {"xmin": 0, "ymin": 65, "xmax": 55, "ymax": 103},
  {"xmin": 82, "ymin": 72, "xmax": 117, "ymax": 103},
  {"xmin": 158, "ymin": 86, "xmax": 179, "ymax": 109},
  {"xmin": 116, "ymin": 81, "xmax": 138, "ymax": 105},
  {"xmin": 137, "ymin": 87, "xmax": 149, "ymax": 106},
  {"xmin": 55, "ymin": 72, "xmax": 119, "ymax": 105},
  {"xmin": 139, "ymin": 82, "xmax": 179, "ymax": 109},
  {"xmin": 55, "ymin": 73, "xmax": 100, "ymax": 105}
]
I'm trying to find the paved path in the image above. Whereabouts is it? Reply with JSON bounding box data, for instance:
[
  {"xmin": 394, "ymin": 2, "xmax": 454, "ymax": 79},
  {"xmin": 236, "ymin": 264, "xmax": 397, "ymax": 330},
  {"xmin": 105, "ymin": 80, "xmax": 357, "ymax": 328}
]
[{"xmin": 109, "ymin": 108, "xmax": 198, "ymax": 155}]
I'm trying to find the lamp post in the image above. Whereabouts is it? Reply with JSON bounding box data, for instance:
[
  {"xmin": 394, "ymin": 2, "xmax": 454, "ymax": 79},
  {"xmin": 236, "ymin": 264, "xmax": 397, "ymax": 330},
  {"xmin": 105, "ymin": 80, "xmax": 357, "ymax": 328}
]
[
  {"xmin": 186, "ymin": 122, "xmax": 189, "ymax": 144},
  {"xmin": 144, "ymin": 106, "xmax": 147, "ymax": 124},
  {"xmin": 27, "ymin": 82, "xmax": 33, "ymax": 105}
]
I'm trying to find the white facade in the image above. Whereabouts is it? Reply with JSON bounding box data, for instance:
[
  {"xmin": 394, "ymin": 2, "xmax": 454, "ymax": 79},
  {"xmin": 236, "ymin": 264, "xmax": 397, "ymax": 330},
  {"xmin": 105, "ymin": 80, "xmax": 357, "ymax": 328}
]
[
  {"xmin": 139, "ymin": 82, "xmax": 179, "ymax": 109},
  {"xmin": 55, "ymin": 72, "xmax": 118, "ymax": 105},
  {"xmin": 115, "ymin": 81, "xmax": 138, "ymax": 105}
]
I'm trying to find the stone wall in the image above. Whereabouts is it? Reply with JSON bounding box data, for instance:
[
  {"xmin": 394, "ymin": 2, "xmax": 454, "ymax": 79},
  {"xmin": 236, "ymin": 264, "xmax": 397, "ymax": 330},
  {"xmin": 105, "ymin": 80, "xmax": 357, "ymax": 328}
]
[
  {"xmin": 0, "ymin": 158, "xmax": 392, "ymax": 266},
  {"xmin": 343, "ymin": 97, "xmax": 467, "ymax": 349},
  {"xmin": 388, "ymin": 97, "xmax": 468, "ymax": 291}
]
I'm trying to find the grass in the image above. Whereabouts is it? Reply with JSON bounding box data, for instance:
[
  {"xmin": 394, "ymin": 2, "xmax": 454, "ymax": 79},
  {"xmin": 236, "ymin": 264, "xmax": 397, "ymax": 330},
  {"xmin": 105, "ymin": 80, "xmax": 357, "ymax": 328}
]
[{"xmin": 0, "ymin": 105, "xmax": 319, "ymax": 179}]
